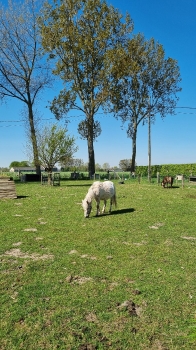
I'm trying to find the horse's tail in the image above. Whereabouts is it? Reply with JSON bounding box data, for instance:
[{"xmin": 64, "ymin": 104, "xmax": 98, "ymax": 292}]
[
  {"xmin": 114, "ymin": 194, "xmax": 117, "ymax": 207},
  {"xmin": 113, "ymin": 191, "xmax": 117, "ymax": 207}
]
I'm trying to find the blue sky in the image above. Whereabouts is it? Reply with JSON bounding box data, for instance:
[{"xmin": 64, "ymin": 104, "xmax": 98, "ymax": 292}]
[{"xmin": 0, "ymin": 0, "xmax": 196, "ymax": 168}]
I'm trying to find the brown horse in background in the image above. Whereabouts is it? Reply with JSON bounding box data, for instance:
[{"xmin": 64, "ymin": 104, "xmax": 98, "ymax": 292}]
[{"xmin": 161, "ymin": 176, "xmax": 174, "ymax": 188}]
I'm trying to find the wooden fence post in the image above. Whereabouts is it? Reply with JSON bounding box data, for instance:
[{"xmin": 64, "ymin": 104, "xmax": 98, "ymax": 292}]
[
  {"xmin": 182, "ymin": 175, "xmax": 184, "ymax": 188},
  {"xmin": 157, "ymin": 172, "xmax": 160, "ymax": 185}
]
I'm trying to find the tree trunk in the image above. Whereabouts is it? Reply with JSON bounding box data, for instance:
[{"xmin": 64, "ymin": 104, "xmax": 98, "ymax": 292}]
[
  {"xmin": 48, "ymin": 172, "xmax": 52, "ymax": 185},
  {"xmin": 131, "ymin": 125, "xmax": 137, "ymax": 173},
  {"xmin": 88, "ymin": 153, "xmax": 95, "ymax": 179},
  {"xmin": 28, "ymin": 103, "xmax": 41, "ymax": 177},
  {"xmin": 87, "ymin": 116, "xmax": 95, "ymax": 178}
]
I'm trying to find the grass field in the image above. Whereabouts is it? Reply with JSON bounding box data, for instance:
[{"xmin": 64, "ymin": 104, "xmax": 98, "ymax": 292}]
[{"xmin": 0, "ymin": 178, "xmax": 196, "ymax": 349}]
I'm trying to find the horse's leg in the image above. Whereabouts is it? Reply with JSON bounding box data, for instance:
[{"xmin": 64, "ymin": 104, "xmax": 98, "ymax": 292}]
[
  {"xmin": 96, "ymin": 200, "xmax": 100, "ymax": 216},
  {"xmin": 102, "ymin": 200, "xmax": 106, "ymax": 213}
]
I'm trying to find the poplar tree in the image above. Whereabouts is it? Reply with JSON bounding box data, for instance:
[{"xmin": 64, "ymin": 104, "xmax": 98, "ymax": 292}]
[
  {"xmin": 109, "ymin": 34, "xmax": 181, "ymax": 172},
  {"xmin": 40, "ymin": 0, "xmax": 133, "ymax": 177}
]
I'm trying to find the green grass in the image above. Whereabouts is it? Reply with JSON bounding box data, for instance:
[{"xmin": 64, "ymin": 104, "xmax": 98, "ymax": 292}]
[{"xmin": 0, "ymin": 178, "xmax": 196, "ymax": 349}]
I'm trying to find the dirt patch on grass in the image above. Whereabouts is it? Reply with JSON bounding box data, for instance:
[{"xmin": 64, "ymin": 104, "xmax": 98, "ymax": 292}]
[
  {"xmin": 12, "ymin": 242, "xmax": 22, "ymax": 246},
  {"xmin": 132, "ymin": 240, "xmax": 147, "ymax": 246},
  {"xmin": 181, "ymin": 236, "xmax": 196, "ymax": 240},
  {"xmin": 23, "ymin": 228, "xmax": 38, "ymax": 232},
  {"xmin": 117, "ymin": 300, "xmax": 141, "ymax": 317},
  {"xmin": 149, "ymin": 223, "xmax": 164, "ymax": 229},
  {"xmin": 2, "ymin": 248, "xmax": 54, "ymax": 261},
  {"xmin": 85, "ymin": 312, "xmax": 98, "ymax": 323},
  {"xmin": 150, "ymin": 339, "xmax": 169, "ymax": 350},
  {"xmin": 186, "ymin": 194, "xmax": 196, "ymax": 199},
  {"xmin": 81, "ymin": 254, "xmax": 97, "ymax": 260},
  {"xmin": 66, "ymin": 275, "xmax": 93, "ymax": 284},
  {"xmin": 68, "ymin": 249, "xmax": 78, "ymax": 254}
]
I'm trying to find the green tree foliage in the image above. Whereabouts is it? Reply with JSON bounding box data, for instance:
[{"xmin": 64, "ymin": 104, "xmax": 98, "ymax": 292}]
[
  {"xmin": 39, "ymin": 0, "xmax": 133, "ymax": 177},
  {"xmin": 0, "ymin": 0, "xmax": 53, "ymax": 176},
  {"xmin": 119, "ymin": 159, "xmax": 132, "ymax": 171},
  {"xmin": 109, "ymin": 34, "xmax": 181, "ymax": 172},
  {"xmin": 78, "ymin": 120, "xmax": 101, "ymax": 141},
  {"xmin": 9, "ymin": 161, "xmax": 22, "ymax": 168},
  {"xmin": 37, "ymin": 124, "xmax": 78, "ymax": 174},
  {"xmin": 9, "ymin": 161, "xmax": 31, "ymax": 168}
]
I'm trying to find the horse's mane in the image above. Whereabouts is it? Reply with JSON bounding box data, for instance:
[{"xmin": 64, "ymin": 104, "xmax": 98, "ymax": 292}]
[{"xmin": 85, "ymin": 187, "xmax": 95, "ymax": 202}]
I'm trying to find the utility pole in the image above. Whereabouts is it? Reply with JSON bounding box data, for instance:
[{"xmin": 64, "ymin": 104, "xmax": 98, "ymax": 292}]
[{"xmin": 148, "ymin": 97, "xmax": 151, "ymax": 183}]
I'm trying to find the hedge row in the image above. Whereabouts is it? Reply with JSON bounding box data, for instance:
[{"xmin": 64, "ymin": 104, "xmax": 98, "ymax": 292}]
[{"xmin": 135, "ymin": 163, "xmax": 196, "ymax": 177}]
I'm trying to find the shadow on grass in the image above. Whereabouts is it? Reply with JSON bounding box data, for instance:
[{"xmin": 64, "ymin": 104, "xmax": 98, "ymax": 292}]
[
  {"xmin": 162, "ymin": 186, "xmax": 180, "ymax": 189},
  {"xmin": 110, "ymin": 208, "xmax": 135, "ymax": 215},
  {"xmin": 91, "ymin": 208, "xmax": 135, "ymax": 218}
]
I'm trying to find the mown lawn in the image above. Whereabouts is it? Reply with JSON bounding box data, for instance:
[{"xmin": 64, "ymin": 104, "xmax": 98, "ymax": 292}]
[{"xmin": 0, "ymin": 179, "xmax": 196, "ymax": 349}]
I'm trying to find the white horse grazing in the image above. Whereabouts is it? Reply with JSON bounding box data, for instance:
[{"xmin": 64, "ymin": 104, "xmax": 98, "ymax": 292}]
[{"xmin": 82, "ymin": 181, "xmax": 117, "ymax": 218}]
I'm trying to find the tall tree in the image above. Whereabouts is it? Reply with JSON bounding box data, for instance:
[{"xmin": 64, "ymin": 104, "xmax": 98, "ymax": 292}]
[
  {"xmin": 109, "ymin": 34, "xmax": 181, "ymax": 172},
  {"xmin": 39, "ymin": 0, "xmax": 133, "ymax": 177},
  {"xmin": 0, "ymin": 0, "xmax": 53, "ymax": 176}
]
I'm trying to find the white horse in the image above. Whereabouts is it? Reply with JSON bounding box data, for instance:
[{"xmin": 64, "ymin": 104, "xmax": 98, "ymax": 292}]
[{"xmin": 82, "ymin": 181, "xmax": 117, "ymax": 218}]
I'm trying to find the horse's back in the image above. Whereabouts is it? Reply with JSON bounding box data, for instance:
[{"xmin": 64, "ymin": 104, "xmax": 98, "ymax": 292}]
[{"xmin": 91, "ymin": 180, "xmax": 115, "ymax": 199}]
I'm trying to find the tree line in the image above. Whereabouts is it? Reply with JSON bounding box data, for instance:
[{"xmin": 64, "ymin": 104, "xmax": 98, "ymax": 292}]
[
  {"xmin": 0, "ymin": 0, "xmax": 181, "ymax": 177},
  {"xmin": 4, "ymin": 161, "xmax": 196, "ymax": 179}
]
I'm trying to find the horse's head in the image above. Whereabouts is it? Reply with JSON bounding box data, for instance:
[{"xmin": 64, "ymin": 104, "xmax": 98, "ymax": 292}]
[{"xmin": 82, "ymin": 199, "xmax": 92, "ymax": 218}]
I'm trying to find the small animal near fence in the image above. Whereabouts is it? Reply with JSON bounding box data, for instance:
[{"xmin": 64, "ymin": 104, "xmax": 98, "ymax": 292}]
[
  {"xmin": 161, "ymin": 176, "xmax": 174, "ymax": 188},
  {"xmin": 0, "ymin": 177, "xmax": 17, "ymax": 199},
  {"xmin": 159, "ymin": 174, "xmax": 185, "ymax": 188}
]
